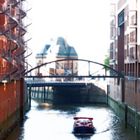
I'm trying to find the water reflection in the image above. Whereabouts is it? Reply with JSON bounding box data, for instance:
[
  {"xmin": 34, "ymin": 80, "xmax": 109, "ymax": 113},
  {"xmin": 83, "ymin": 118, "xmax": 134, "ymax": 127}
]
[
  {"xmin": 6, "ymin": 100, "xmax": 140, "ymax": 140},
  {"xmin": 36, "ymin": 103, "xmax": 80, "ymax": 116}
]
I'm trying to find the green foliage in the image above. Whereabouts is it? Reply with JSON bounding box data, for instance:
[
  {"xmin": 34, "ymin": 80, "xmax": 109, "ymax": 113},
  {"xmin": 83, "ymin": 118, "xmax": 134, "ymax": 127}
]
[{"xmin": 104, "ymin": 55, "xmax": 110, "ymax": 71}]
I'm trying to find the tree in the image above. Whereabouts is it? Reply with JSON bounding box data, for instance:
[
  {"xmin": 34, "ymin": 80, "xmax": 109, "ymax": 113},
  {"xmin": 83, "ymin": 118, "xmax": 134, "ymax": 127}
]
[{"xmin": 104, "ymin": 55, "xmax": 110, "ymax": 75}]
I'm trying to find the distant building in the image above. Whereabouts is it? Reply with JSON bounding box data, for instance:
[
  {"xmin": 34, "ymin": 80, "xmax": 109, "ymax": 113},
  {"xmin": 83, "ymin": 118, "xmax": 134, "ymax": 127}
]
[{"xmin": 35, "ymin": 37, "xmax": 78, "ymax": 81}]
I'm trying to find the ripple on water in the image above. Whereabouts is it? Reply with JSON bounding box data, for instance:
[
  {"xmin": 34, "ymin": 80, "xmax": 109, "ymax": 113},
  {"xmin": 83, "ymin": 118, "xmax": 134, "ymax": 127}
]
[{"xmin": 5, "ymin": 101, "xmax": 140, "ymax": 140}]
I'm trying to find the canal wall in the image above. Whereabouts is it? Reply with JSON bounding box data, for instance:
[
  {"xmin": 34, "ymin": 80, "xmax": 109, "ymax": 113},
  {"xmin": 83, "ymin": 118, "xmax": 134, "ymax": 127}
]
[
  {"xmin": 108, "ymin": 78, "xmax": 140, "ymax": 133},
  {"xmin": 0, "ymin": 79, "xmax": 29, "ymax": 139},
  {"xmin": 108, "ymin": 96, "xmax": 140, "ymax": 132},
  {"xmin": 87, "ymin": 83, "xmax": 107, "ymax": 104}
]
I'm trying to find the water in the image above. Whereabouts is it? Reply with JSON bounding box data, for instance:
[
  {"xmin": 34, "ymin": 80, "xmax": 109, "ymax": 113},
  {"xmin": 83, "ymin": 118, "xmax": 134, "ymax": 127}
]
[{"xmin": 6, "ymin": 100, "xmax": 140, "ymax": 140}]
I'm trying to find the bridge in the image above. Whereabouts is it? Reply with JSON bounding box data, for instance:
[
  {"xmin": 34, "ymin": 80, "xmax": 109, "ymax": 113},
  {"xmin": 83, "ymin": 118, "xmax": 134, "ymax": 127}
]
[
  {"xmin": 25, "ymin": 58, "xmax": 124, "ymax": 80},
  {"xmin": 25, "ymin": 58, "xmax": 123, "ymax": 104},
  {"xmin": 26, "ymin": 81, "xmax": 89, "ymax": 88}
]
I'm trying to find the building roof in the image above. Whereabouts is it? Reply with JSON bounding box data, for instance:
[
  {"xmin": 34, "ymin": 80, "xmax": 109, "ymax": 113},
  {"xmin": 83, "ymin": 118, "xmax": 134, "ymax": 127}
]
[
  {"xmin": 36, "ymin": 37, "xmax": 78, "ymax": 58},
  {"xmin": 56, "ymin": 37, "xmax": 78, "ymax": 57},
  {"xmin": 36, "ymin": 44, "xmax": 50, "ymax": 58}
]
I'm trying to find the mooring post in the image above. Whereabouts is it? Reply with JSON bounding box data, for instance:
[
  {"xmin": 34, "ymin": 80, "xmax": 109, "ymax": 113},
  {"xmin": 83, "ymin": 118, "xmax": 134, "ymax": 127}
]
[
  {"xmin": 107, "ymin": 85, "xmax": 110, "ymax": 105},
  {"xmin": 124, "ymin": 103, "xmax": 127, "ymax": 128}
]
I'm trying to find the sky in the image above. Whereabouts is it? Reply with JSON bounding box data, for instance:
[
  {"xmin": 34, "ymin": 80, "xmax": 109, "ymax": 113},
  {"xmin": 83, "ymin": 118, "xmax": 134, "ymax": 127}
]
[{"xmin": 26, "ymin": 0, "xmax": 110, "ymax": 66}]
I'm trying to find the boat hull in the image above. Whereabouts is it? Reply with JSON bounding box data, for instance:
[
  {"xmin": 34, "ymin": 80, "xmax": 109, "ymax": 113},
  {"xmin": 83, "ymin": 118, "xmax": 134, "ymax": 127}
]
[{"xmin": 73, "ymin": 126, "xmax": 95, "ymax": 134}]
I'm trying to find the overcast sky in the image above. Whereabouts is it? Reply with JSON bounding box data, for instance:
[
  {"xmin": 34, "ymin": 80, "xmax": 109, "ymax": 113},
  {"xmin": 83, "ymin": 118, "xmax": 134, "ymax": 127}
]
[{"xmin": 27, "ymin": 0, "xmax": 110, "ymax": 66}]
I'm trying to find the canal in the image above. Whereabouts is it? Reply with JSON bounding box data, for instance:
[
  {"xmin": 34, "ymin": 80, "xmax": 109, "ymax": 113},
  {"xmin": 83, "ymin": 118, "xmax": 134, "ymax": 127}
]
[{"xmin": 6, "ymin": 100, "xmax": 140, "ymax": 140}]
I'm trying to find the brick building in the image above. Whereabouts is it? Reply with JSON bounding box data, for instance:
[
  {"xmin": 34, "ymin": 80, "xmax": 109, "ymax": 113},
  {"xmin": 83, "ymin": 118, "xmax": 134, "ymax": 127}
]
[
  {"xmin": 0, "ymin": 0, "xmax": 30, "ymax": 138},
  {"xmin": 109, "ymin": 0, "xmax": 140, "ymax": 129}
]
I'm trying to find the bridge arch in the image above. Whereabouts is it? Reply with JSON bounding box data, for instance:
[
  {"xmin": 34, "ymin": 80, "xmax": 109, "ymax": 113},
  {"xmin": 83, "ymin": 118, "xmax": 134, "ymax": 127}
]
[{"xmin": 24, "ymin": 58, "xmax": 124, "ymax": 79}]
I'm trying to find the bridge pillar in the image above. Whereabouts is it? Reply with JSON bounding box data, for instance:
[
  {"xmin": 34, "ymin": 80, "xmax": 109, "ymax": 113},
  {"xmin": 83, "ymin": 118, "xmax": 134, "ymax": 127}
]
[
  {"xmin": 43, "ymin": 86, "xmax": 46, "ymax": 102},
  {"xmin": 28, "ymin": 86, "xmax": 31, "ymax": 109}
]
